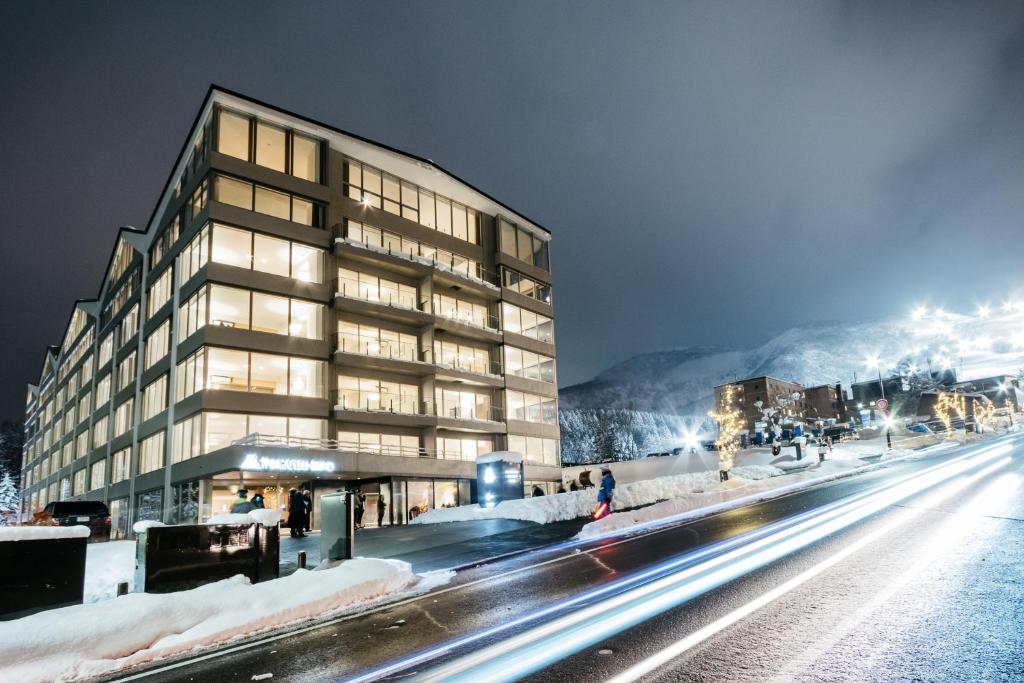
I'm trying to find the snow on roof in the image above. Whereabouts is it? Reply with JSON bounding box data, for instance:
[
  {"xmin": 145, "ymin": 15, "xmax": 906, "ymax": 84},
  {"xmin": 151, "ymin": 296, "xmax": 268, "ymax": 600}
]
[
  {"xmin": 0, "ymin": 525, "xmax": 91, "ymax": 541},
  {"xmin": 476, "ymin": 451, "xmax": 524, "ymax": 464}
]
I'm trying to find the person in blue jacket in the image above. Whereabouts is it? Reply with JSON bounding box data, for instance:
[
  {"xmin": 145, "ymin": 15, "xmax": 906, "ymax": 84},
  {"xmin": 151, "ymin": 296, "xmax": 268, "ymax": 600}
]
[{"xmin": 595, "ymin": 465, "xmax": 615, "ymax": 519}]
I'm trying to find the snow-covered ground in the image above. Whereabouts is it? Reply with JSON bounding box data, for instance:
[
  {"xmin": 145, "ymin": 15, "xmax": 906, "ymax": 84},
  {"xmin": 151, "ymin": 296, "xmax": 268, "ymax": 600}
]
[
  {"xmin": 84, "ymin": 541, "xmax": 136, "ymax": 602},
  {"xmin": 0, "ymin": 558, "xmax": 451, "ymax": 683},
  {"xmin": 412, "ymin": 436, "xmax": 957, "ymax": 533}
]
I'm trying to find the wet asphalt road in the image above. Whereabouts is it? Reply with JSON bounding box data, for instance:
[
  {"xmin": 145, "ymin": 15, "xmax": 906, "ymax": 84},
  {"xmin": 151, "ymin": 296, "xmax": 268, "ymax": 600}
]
[{"xmin": 115, "ymin": 436, "xmax": 1024, "ymax": 683}]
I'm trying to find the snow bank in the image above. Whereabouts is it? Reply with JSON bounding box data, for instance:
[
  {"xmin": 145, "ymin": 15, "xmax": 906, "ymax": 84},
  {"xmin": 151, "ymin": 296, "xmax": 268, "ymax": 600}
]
[
  {"xmin": 84, "ymin": 541, "xmax": 136, "ymax": 603},
  {"xmin": 0, "ymin": 525, "xmax": 90, "ymax": 541},
  {"xmin": 411, "ymin": 465, "xmax": 785, "ymax": 526},
  {"xmin": 132, "ymin": 520, "xmax": 165, "ymax": 533},
  {"xmin": 477, "ymin": 450, "xmax": 523, "ymax": 464},
  {"xmin": 247, "ymin": 508, "xmax": 282, "ymax": 527},
  {"xmin": 0, "ymin": 558, "xmax": 447, "ymax": 683}
]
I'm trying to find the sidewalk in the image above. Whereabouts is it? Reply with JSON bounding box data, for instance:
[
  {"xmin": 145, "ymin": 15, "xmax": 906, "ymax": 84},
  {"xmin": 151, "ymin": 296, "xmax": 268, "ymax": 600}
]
[{"xmin": 279, "ymin": 516, "xmax": 588, "ymax": 574}]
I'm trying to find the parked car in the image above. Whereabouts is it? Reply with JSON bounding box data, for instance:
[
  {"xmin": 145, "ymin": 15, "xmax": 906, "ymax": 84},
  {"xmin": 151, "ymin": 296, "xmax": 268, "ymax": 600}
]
[{"xmin": 29, "ymin": 501, "xmax": 111, "ymax": 542}]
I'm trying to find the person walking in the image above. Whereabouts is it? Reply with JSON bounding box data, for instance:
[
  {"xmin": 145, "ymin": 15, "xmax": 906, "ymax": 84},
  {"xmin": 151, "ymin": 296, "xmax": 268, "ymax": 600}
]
[
  {"xmin": 569, "ymin": 480, "xmax": 579, "ymax": 492},
  {"xmin": 353, "ymin": 491, "xmax": 365, "ymax": 528},
  {"xmin": 287, "ymin": 488, "xmax": 302, "ymax": 537},
  {"xmin": 377, "ymin": 496, "xmax": 387, "ymax": 527},
  {"xmin": 230, "ymin": 488, "xmax": 254, "ymax": 514},
  {"xmin": 250, "ymin": 491, "xmax": 265, "ymax": 509},
  {"xmin": 594, "ymin": 465, "xmax": 615, "ymax": 519},
  {"xmin": 301, "ymin": 490, "xmax": 312, "ymax": 533}
]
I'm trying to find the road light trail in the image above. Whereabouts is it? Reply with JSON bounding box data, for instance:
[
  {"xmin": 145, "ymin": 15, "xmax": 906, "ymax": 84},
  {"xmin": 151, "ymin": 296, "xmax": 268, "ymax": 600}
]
[
  {"xmin": 404, "ymin": 440, "xmax": 1012, "ymax": 683},
  {"xmin": 605, "ymin": 456, "xmax": 1015, "ymax": 683},
  {"xmin": 344, "ymin": 439, "xmax": 1009, "ymax": 683}
]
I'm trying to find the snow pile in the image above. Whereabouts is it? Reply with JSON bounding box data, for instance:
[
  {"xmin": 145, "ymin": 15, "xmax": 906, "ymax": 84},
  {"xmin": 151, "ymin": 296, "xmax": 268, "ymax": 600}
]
[
  {"xmin": 578, "ymin": 458, "xmax": 872, "ymax": 539},
  {"xmin": 0, "ymin": 558, "xmax": 447, "ymax": 683},
  {"xmin": 247, "ymin": 508, "xmax": 282, "ymax": 527},
  {"xmin": 206, "ymin": 510, "xmax": 283, "ymax": 527},
  {"xmin": 132, "ymin": 520, "xmax": 165, "ymax": 534},
  {"xmin": 411, "ymin": 465, "xmax": 784, "ymax": 526},
  {"xmin": 0, "ymin": 525, "xmax": 90, "ymax": 541},
  {"xmin": 84, "ymin": 541, "xmax": 136, "ymax": 603}
]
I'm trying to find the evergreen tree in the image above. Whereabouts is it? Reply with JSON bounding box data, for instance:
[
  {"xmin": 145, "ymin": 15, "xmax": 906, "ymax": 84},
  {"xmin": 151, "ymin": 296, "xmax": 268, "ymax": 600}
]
[{"xmin": 0, "ymin": 469, "xmax": 18, "ymax": 526}]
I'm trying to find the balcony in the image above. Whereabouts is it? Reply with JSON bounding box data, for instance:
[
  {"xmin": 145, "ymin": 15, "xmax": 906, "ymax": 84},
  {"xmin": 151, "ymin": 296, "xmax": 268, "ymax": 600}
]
[
  {"xmin": 335, "ymin": 232, "xmax": 499, "ymax": 292},
  {"xmin": 430, "ymin": 305, "xmax": 503, "ymax": 343},
  {"xmin": 233, "ymin": 433, "xmax": 482, "ymax": 463},
  {"xmin": 333, "ymin": 280, "xmax": 434, "ymax": 326}
]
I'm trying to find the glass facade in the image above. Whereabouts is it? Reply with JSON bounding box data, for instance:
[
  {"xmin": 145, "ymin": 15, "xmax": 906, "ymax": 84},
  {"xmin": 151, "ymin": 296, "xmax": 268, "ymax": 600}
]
[{"xmin": 20, "ymin": 95, "xmax": 559, "ymax": 530}]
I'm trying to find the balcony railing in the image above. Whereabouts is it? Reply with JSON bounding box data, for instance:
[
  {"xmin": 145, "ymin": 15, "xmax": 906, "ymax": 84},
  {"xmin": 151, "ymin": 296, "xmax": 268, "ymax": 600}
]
[
  {"xmin": 233, "ymin": 432, "xmax": 482, "ymax": 461},
  {"xmin": 336, "ymin": 231, "xmax": 499, "ymax": 288},
  {"xmin": 333, "ymin": 393, "xmax": 426, "ymax": 416},
  {"xmin": 434, "ymin": 357, "xmax": 504, "ymax": 378},
  {"xmin": 334, "ymin": 280, "xmax": 424, "ymax": 313},
  {"xmin": 332, "ymin": 334, "xmax": 429, "ymax": 364},
  {"xmin": 429, "ymin": 304, "xmax": 501, "ymax": 333}
]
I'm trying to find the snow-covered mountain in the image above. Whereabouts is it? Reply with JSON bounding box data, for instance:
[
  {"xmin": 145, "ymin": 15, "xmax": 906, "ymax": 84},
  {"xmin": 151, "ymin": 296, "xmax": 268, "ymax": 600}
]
[{"xmin": 560, "ymin": 312, "xmax": 1024, "ymax": 419}]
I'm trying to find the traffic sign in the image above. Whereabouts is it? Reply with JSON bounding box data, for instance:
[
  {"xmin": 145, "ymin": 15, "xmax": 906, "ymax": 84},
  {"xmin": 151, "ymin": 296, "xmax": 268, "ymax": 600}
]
[{"xmin": 876, "ymin": 398, "xmax": 889, "ymax": 411}]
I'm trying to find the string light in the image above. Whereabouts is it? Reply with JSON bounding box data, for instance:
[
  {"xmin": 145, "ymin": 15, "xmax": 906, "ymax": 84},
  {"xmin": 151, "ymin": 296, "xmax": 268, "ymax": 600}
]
[{"xmin": 709, "ymin": 384, "xmax": 743, "ymax": 481}]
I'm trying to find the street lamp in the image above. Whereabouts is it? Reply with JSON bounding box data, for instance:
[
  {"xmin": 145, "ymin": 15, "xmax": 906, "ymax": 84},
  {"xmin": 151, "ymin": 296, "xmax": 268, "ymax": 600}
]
[{"xmin": 865, "ymin": 355, "xmax": 885, "ymax": 401}]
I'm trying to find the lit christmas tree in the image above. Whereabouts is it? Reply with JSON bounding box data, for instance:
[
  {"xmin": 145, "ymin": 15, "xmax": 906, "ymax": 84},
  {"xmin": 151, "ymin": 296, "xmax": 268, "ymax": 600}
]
[
  {"xmin": 934, "ymin": 391, "xmax": 966, "ymax": 436},
  {"xmin": 710, "ymin": 384, "xmax": 743, "ymax": 482}
]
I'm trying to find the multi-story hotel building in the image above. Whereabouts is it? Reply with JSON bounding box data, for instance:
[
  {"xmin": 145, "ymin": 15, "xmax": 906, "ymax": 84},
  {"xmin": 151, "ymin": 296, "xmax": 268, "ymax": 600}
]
[{"xmin": 18, "ymin": 87, "xmax": 560, "ymax": 534}]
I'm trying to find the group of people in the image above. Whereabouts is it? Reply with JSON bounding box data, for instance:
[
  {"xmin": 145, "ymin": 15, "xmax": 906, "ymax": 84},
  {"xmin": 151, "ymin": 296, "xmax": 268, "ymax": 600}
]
[
  {"xmin": 229, "ymin": 488, "xmax": 265, "ymax": 513},
  {"xmin": 287, "ymin": 488, "xmax": 313, "ymax": 537}
]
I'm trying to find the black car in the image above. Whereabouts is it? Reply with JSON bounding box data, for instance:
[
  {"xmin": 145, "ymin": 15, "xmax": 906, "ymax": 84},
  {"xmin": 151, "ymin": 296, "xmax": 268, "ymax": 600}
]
[{"xmin": 31, "ymin": 501, "xmax": 112, "ymax": 542}]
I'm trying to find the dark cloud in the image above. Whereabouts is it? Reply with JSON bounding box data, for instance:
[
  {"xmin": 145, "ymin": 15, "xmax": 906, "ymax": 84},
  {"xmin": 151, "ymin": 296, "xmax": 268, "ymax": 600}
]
[{"xmin": 1, "ymin": 1, "xmax": 1023, "ymax": 417}]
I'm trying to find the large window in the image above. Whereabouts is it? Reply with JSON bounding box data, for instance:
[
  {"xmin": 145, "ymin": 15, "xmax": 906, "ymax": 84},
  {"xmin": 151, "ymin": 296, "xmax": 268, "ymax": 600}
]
[
  {"xmin": 111, "ymin": 447, "xmax": 130, "ymax": 483},
  {"xmin": 431, "ymin": 293, "xmax": 492, "ymax": 329},
  {"xmin": 98, "ymin": 334, "xmax": 113, "ymax": 367},
  {"xmin": 213, "ymin": 175, "xmax": 320, "ymax": 227},
  {"xmin": 505, "ymin": 390, "xmax": 557, "ymax": 425},
  {"xmin": 89, "ymin": 460, "xmax": 105, "ymax": 491},
  {"xmin": 207, "ymin": 284, "xmax": 323, "ymax": 339},
  {"xmin": 507, "ymin": 434, "xmax": 560, "ymax": 467},
  {"xmin": 117, "ymin": 351, "xmax": 136, "ymax": 391},
  {"xmin": 499, "ymin": 217, "xmax": 549, "ymax": 270},
  {"xmin": 504, "ymin": 347, "xmax": 556, "ymax": 383},
  {"xmin": 139, "ymin": 431, "xmax": 165, "ymax": 474},
  {"xmin": 119, "ymin": 304, "xmax": 139, "ymax": 346},
  {"xmin": 206, "ymin": 223, "xmax": 324, "ymax": 282},
  {"xmin": 73, "ymin": 468, "xmax": 87, "ymax": 496},
  {"xmin": 337, "ymin": 268, "xmax": 417, "ymax": 310},
  {"xmin": 501, "ymin": 267, "xmax": 551, "ymax": 304},
  {"xmin": 142, "ymin": 375, "xmax": 167, "ymax": 421},
  {"xmin": 337, "ymin": 376, "xmax": 418, "ymax": 414},
  {"xmin": 95, "ymin": 375, "xmax": 111, "ymax": 408},
  {"xmin": 76, "ymin": 431, "xmax": 89, "ymax": 459},
  {"xmin": 147, "ymin": 267, "xmax": 174, "ymax": 318},
  {"xmin": 178, "ymin": 225, "xmax": 210, "ymax": 285},
  {"xmin": 92, "ymin": 416, "xmax": 108, "ymax": 449},
  {"xmin": 337, "ymin": 322, "xmax": 418, "ymax": 362},
  {"xmin": 173, "ymin": 412, "xmax": 327, "ymax": 462},
  {"xmin": 344, "ymin": 159, "xmax": 478, "ymax": 244},
  {"xmin": 501, "ymin": 303, "xmax": 554, "ymax": 343},
  {"xmin": 216, "ymin": 109, "xmax": 322, "ymax": 182},
  {"xmin": 434, "ymin": 340, "xmax": 492, "ymax": 375},
  {"xmin": 337, "ymin": 431, "xmax": 420, "ymax": 457},
  {"xmin": 76, "ymin": 392, "xmax": 90, "ymax": 424},
  {"xmin": 176, "ymin": 347, "xmax": 325, "ymax": 400},
  {"xmin": 344, "ymin": 220, "xmax": 486, "ymax": 282},
  {"xmin": 144, "ymin": 320, "xmax": 171, "ymax": 370},
  {"xmin": 114, "ymin": 398, "xmax": 134, "ymax": 436},
  {"xmin": 435, "ymin": 388, "xmax": 492, "ymax": 421},
  {"xmin": 438, "ymin": 437, "xmax": 493, "ymax": 462}
]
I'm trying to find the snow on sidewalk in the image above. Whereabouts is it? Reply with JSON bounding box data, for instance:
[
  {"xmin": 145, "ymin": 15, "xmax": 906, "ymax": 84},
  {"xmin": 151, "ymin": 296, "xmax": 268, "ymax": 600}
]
[
  {"xmin": 411, "ymin": 464, "xmax": 784, "ymax": 526},
  {"xmin": 0, "ymin": 558, "xmax": 451, "ymax": 683}
]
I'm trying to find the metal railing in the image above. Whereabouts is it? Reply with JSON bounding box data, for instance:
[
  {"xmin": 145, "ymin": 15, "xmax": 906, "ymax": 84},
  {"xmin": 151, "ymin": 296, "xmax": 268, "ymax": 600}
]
[
  {"xmin": 434, "ymin": 357, "xmax": 504, "ymax": 377},
  {"xmin": 332, "ymin": 334, "xmax": 427, "ymax": 364},
  {"xmin": 332, "ymin": 393, "xmax": 426, "ymax": 416},
  {"xmin": 429, "ymin": 303, "xmax": 501, "ymax": 332},
  {"xmin": 335, "ymin": 230, "xmax": 500, "ymax": 288},
  {"xmin": 233, "ymin": 432, "xmax": 482, "ymax": 460},
  {"xmin": 333, "ymin": 280, "xmax": 422, "ymax": 312}
]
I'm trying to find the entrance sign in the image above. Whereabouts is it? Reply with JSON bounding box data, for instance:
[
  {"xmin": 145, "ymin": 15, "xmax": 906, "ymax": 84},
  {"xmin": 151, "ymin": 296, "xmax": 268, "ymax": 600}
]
[{"xmin": 240, "ymin": 453, "xmax": 335, "ymax": 473}]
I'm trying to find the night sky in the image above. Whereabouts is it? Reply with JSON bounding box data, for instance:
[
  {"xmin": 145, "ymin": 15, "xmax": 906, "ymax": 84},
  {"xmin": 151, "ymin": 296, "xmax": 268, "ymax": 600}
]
[{"xmin": 1, "ymin": 1, "xmax": 1023, "ymax": 419}]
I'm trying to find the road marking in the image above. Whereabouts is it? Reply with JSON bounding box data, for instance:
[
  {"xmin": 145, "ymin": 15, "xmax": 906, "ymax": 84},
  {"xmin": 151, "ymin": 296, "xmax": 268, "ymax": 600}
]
[{"xmin": 113, "ymin": 436, "xmax": 1014, "ymax": 682}]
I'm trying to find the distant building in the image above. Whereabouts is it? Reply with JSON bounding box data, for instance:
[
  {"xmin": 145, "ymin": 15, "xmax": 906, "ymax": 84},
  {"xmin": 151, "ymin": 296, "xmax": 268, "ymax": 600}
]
[
  {"xmin": 803, "ymin": 383, "xmax": 848, "ymax": 423},
  {"xmin": 952, "ymin": 375, "xmax": 1022, "ymax": 411},
  {"xmin": 714, "ymin": 376, "xmax": 806, "ymax": 433}
]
